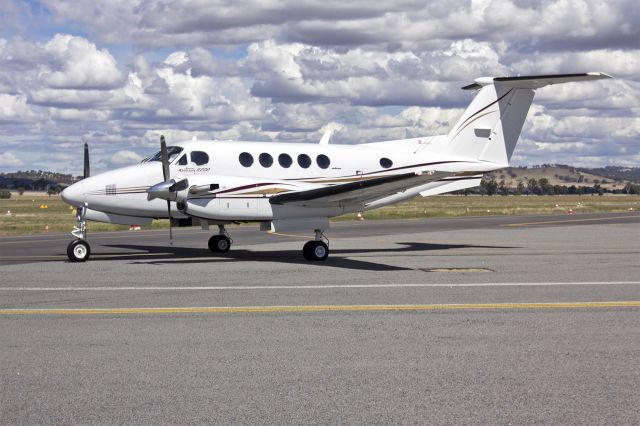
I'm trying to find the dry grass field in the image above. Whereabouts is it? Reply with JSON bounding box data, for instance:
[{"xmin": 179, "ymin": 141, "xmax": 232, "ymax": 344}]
[
  {"xmin": 0, "ymin": 193, "xmax": 638, "ymax": 236},
  {"xmin": 337, "ymin": 194, "xmax": 640, "ymax": 221}
]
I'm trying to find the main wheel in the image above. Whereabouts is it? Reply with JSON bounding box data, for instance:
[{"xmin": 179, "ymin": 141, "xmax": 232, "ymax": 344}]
[
  {"xmin": 302, "ymin": 241, "xmax": 329, "ymax": 261},
  {"xmin": 208, "ymin": 235, "xmax": 231, "ymax": 253},
  {"xmin": 67, "ymin": 239, "xmax": 91, "ymax": 262},
  {"xmin": 302, "ymin": 241, "xmax": 315, "ymax": 260}
]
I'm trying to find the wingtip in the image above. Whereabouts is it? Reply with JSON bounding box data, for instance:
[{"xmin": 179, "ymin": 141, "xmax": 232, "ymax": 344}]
[{"xmin": 587, "ymin": 72, "xmax": 613, "ymax": 79}]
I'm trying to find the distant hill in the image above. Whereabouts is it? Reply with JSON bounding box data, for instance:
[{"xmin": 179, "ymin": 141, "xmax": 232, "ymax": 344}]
[
  {"xmin": 576, "ymin": 166, "xmax": 640, "ymax": 183},
  {"xmin": 486, "ymin": 164, "xmax": 636, "ymax": 191},
  {"xmin": 0, "ymin": 170, "xmax": 77, "ymax": 192}
]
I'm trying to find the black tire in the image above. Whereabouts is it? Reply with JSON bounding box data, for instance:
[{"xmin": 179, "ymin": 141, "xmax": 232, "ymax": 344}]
[
  {"xmin": 67, "ymin": 239, "xmax": 91, "ymax": 262},
  {"xmin": 208, "ymin": 235, "xmax": 231, "ymax": 253},
  {"xmin": 303, "ymin": 241, "xmax": 329, "ymax": 261},
  {"xmin": 302, "ymin": 241, "xmax": 314, "ymax": 260}
]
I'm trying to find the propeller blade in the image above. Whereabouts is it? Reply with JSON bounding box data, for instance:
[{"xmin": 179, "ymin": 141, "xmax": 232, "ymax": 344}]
[
  {"xmin": 160, "ymin": 135, "xmax": 169, "ymax": 182},
  {"xmin": 83, "ymin": 142, "xmax": 90, "ymax": 179},
  {"xmin": 167, "ymin": 200, "xmax": 173, "ymax": 245},
  {"xmin": 159, "ymin": 135, "xmax": 173, "ymax": 244}
]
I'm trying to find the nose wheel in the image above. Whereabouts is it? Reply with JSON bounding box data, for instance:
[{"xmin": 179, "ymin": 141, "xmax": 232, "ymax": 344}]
[
  {"xmin": 67, "ymin": 205, "xmax": 91, "ymax": 262},
  {"xmin": 67, "ymin": 238, "xmax": 91, "ymax": 262}
]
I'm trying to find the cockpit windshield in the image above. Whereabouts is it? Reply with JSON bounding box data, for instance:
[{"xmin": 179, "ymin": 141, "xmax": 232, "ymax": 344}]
[{"xmin": 142, "ymin": 147, "xmax": 184, "ymax": 163}]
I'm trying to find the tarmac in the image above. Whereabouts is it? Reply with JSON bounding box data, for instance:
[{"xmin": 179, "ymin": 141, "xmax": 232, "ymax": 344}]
[{"xmin": 1, "ymin": 212, "xmax": 639, "ymax": 424}]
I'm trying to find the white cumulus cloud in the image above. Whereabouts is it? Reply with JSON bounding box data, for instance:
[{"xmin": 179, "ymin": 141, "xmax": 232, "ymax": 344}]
[
  {"xmin": 110, "ymin": 150, "xmax": 143, "ymax": 165},
  {"xmin": 0, "ymin": 151, "xmax": 23, "ymax": 166},
  {"xmin": 42, "ymin": 34, "xmax": 124, "ymax": 89},
  {"xmin": 0, "ymin": 93, "xmax": 36, "ymax": 122},
  {"xmin": 0, "ymin": 1, "xmax": 637, "ymax": 171}
]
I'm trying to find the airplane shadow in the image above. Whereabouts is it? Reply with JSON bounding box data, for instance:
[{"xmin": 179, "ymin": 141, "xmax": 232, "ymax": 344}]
[{"xmin": 98, "ymin": 242, "xmax": 518, "ymax": 272}]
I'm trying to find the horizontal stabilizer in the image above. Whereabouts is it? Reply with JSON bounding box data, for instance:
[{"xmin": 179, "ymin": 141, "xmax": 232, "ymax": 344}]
[
  {"xmin": 419, "ymin": 177, "xmax": 482, "ymax": 197},
  {"xmin": 462, "ymin": 72, "xmax": 611, "ymax": 90}
]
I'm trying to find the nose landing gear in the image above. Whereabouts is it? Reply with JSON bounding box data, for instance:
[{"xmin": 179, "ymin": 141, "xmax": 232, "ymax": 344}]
[{"xmin": 67, "ymin": 205, "xmax": 91, "ymax": 262}]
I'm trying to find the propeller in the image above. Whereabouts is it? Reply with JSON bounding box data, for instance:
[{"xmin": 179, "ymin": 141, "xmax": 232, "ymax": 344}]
[
  {"xmin": 160, "ymin": 136, "xmax": 169, "ymax": 183},
  {"xmin": 83, "ymin": 142, "xmax": 90, "ymax": 179},
  {"xmin": 146, "ymin": 135, "xmax": 190, "ymax": 245},
  {"xmin": 159, "ymin": 136, "xmax": 173, "ymax": 245}
]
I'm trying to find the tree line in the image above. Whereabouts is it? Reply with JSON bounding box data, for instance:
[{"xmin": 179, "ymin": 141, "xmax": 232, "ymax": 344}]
[{"xmin": 477, "ymin": 178, "xmax": 640, "ymax": 196}]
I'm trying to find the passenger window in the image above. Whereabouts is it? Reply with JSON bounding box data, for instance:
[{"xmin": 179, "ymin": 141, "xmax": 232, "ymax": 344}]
[
  {"xmin": 297, "ymin": 154, "xmax": 311, "ymax": 168},
  {"xmin": 278, "ymin": 153, "xmax": 292, "ymax": 168},
  {"xmin": 380, "ymin": 158, "xmax": 393, "ymax": 168},
  {"xmin": 259, "ymin": 153, "xmax": 273, "ymax": 167},
  {"xmin": 316, "ymin": 154, "xmax": 330, "ymax": 169},
  {"xmin": 191, "ymin": 151, "xmax": 209, "ymax": 166},
  {"xmin": 177, "ymin": 154, "xmax": 187, "ymax": 165},
  {"xmin": 239, "ymin": 152, "xmax": 253, "ymax": 167}
]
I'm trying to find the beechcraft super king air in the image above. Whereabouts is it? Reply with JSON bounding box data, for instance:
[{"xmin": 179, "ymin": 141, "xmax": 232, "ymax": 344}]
[{"xmin": 61, "ymin": 72, "xmax": 611, "ymax": 262}]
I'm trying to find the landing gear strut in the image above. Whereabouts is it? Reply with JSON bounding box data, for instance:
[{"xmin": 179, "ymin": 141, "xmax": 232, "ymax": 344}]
[
  {"xmin": 208, "ymin": 224, "xmax": 232, "ymax": 253},
  {"xmin": 303, "ymin": 229, "xmax": 329, "ymax": 261},
  {"xmin": 67, "ymin": 205, "xmax": 91, "ymax": 262}
]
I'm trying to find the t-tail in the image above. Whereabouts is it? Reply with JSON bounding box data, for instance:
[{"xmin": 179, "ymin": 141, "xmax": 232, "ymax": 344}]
[{"xmin": 446, "ymin": 72, "xmax": 611, "ymax": 167}]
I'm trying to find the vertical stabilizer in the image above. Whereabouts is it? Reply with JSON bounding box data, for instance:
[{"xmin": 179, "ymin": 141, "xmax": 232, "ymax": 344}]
[
  {"xmin": 446, "ymin": 72, "xmax": 611, "ymax": 166},
  {"xmin": 446, "ymin": 84, "xmax": 534, "ymax": 166}
]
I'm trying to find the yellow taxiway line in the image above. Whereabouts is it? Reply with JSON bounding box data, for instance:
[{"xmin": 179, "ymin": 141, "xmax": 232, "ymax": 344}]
[{"xmin": 1, "ymin": 301, "xmax": 639, "ymax": 316}]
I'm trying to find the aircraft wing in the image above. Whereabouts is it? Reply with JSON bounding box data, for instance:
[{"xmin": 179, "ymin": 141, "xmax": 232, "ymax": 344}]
[{"xmin": 269, "ymin": 170, "xmax": 452, "ymax": 207}]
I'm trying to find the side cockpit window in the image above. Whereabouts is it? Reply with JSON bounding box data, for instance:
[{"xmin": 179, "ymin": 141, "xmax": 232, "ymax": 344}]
[
  {"xmin": 190, "ymin": 151, "xmax": 209, "ymax": 166},
  {"xmin": 144, "ymin": 146, "xmax": 184, "ymax": 163},
  {"xmin": 176, "ymin": 154, "xmax": 187, "ymax": 165}
]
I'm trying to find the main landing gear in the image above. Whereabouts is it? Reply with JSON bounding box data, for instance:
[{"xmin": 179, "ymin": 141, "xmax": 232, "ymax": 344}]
[
  {"xmin": 67, "ymin": 205, "xmax": 91, "ymax": 262},
  {"xmin": 208, "ymin": 224, "xmax": 232, "ymax": 253},
  {"xmin": 302, "ymin": 229, "xmax": 329, "ymax": 261}
]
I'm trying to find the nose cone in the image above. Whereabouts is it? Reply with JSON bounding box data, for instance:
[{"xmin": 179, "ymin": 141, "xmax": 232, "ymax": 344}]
[{"xmin": 61, "ymin": 180, "xmax": 86, "ymax": 207}]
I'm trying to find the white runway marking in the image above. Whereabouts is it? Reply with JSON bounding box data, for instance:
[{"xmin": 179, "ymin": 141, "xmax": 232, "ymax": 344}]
[{"xmin": 2, "ymin": 281, "xmax": 639, "ymax": 291}]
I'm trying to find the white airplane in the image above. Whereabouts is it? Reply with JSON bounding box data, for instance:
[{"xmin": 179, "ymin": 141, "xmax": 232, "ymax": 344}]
[{"xmin": 61, "ymin": 72, "xmax": 611, "ymax": 262}]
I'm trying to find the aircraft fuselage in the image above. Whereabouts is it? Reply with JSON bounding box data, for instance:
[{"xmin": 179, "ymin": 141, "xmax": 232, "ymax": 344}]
[{"xmin": 61, "ymin": 138, "xmax": 485, "ymax": 223}]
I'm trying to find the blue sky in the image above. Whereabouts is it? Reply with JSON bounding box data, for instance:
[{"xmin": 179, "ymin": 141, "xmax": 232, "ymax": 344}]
[{"xmin": 0, "ymin": 0, "xmax": 638, "ymax": 174}]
